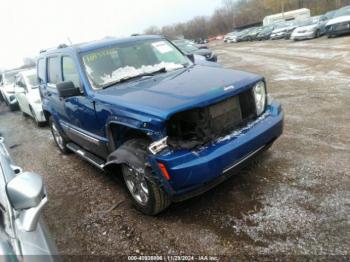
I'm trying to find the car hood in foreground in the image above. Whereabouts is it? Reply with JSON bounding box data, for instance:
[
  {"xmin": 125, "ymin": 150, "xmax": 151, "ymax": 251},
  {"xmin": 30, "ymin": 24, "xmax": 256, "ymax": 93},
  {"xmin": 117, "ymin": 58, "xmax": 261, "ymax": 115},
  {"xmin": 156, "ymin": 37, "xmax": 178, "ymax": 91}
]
[
  {"xmin": 326, "ymin": 15, "xmax": 350, "ymax": 26},
  {"xmin": 95, "ymin": 65, "xmax": 261, "ymax": 120}
]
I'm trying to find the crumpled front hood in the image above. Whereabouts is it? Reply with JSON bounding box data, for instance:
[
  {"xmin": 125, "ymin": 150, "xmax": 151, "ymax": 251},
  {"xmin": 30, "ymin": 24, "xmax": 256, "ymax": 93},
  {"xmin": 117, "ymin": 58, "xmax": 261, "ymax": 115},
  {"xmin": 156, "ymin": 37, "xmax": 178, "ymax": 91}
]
[{"xmin": 95, "ymin": 65, "xmax": 261, "ymax": 120}]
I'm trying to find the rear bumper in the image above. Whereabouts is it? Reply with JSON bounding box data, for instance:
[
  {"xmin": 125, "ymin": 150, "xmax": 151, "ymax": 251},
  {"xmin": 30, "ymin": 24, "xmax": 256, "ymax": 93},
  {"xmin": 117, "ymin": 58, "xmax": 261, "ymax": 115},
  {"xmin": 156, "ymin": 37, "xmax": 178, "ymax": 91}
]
[
  {"xmin": 270, "ymin": 33, "xmax": 286, "ymax": 40},
  {"xmin": 151, "ymin": 101, "xmax": 284, "ymax": 198}
]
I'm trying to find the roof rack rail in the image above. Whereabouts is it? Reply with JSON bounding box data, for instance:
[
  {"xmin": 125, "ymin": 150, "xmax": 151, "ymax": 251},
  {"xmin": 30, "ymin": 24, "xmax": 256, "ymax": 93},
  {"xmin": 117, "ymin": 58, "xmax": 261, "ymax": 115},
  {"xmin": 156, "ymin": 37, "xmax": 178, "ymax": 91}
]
[
  {"xmin": 39, "ymin": 43, "xmax": 68, "ymax": 54},
  {"xmin": 57, "ymin": 44, "xmax": 68, "ymax": 49}
]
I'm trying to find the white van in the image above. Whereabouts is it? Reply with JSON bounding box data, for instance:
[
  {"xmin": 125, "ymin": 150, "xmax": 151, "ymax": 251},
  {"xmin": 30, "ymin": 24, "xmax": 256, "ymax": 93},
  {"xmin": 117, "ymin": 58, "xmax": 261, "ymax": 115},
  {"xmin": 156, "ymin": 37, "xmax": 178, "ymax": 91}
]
[{"xmin": 263, "ymin": 8, "xmax": 311, "ymax": 26}]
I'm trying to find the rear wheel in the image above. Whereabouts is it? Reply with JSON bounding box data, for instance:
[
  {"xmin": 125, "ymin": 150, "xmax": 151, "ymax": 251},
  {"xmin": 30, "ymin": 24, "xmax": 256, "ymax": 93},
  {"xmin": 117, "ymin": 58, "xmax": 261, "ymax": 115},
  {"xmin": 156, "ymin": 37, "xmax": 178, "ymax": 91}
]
[
  {"xmin": 120, "ymin": 139, "xmax": 171, "ymax": 215},
  {"xmin": 315, "ymin": 30, "xmax": 320, "ymax": 38},
  {"xmin": 50, "ymin": 117, "xmax": 70, "ymax": 154}
]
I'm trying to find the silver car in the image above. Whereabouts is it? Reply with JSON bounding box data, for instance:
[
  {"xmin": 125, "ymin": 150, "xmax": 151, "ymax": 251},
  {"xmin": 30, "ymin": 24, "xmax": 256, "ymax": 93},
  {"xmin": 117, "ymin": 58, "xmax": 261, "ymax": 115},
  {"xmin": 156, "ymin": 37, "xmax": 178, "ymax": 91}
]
[{"xmin": 0, "ymin": 137, "xmax": 58, "ymax": 261}]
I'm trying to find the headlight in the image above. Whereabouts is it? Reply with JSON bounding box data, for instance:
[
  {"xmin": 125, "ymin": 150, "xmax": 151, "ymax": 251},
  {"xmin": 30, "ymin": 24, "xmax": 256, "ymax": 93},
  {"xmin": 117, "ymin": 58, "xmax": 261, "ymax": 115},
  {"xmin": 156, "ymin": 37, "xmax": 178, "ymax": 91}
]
[
  {"xmin": 148, "ymin": 137, "xmax": 168, "ymax": 155},
  {"xmin": 253, "ymin": 81, "xmax": 267, "ymax": 116}
]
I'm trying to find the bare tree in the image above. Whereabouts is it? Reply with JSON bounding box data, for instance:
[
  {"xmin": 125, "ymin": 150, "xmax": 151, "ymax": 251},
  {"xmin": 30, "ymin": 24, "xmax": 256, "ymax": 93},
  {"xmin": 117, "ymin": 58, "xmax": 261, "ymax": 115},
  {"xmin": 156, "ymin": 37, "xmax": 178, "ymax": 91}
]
[{"xmin": 144, "ymin": 0, "xmax": 350, "ymax": 39}]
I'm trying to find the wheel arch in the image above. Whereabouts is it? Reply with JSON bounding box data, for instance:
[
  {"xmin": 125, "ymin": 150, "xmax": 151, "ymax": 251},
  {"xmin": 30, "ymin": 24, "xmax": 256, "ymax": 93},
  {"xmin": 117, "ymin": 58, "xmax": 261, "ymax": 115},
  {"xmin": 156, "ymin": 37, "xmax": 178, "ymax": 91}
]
[{"xmin": 103, "ymin": 136, "xmax": 150, "ymax": 175}]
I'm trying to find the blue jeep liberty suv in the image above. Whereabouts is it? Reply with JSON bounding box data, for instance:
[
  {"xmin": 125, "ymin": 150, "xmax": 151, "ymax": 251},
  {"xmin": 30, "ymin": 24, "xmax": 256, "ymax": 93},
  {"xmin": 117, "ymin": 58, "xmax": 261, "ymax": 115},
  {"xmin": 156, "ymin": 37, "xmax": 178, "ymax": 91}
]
[{"xmin": 37, "ymin": 35, "xmax": 283, "ymax": 215}]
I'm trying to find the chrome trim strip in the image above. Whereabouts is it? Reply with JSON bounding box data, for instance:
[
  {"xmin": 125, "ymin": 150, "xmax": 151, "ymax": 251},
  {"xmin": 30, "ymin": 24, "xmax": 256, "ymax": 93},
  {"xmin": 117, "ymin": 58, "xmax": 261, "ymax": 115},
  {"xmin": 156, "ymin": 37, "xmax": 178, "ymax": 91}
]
[
  {"xmin": 223, "ymin": 145, "xmax": 265, "ymax": 174},
  {"xmin": 60, "ymin": 122, "xmax": 100, "ymax": 145}
]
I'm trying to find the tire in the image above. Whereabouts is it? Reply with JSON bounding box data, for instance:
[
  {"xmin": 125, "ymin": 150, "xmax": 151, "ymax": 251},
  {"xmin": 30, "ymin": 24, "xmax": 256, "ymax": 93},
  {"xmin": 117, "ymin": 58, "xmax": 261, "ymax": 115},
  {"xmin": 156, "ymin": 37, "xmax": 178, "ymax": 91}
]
[
  {"xmin": 120, "ymin": 139, "xmax": 171, "ymax": 215},
  {"xmin": 9, "ymin": 103, "xmax": 18, "ymax": 111},
  {"xmin": 49, "ymin": 117, "xmax": 71, "ymax": 154}
]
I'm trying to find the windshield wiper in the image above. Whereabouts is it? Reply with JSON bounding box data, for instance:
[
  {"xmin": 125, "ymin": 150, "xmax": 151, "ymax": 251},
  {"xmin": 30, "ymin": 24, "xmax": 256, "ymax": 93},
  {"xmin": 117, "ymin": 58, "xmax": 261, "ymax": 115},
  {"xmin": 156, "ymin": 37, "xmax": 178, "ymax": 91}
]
[{"xmin": 101, "ymin": 67, "xmax": 167, "ymax": 90}]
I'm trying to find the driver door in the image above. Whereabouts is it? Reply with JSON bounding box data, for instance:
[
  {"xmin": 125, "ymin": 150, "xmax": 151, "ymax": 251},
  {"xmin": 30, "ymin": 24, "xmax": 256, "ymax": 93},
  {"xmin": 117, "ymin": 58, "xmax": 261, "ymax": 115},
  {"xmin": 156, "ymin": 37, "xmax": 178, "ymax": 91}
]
[{"xmin": 60, "ymin": 56, "xmax": 108, "ymax": 158}]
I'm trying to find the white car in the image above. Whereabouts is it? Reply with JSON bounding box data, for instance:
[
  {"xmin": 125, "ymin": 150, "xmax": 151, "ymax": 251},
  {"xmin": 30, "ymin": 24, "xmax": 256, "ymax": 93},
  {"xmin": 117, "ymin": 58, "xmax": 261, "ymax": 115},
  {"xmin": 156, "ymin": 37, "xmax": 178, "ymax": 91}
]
[
  {"xmin": 0, "ymin": 70, "xmax": 21, "ymax": 111},
  {"xmin": 224, "ymin": 31, "xmax": 239, "ymax": 43},
  {"xmin": 291, "ymin": 16, "xmax": 328, "ymax": 41},
  {"xmin": 14, "ymin": 69, "xmax": 46, "ymax": 126}
]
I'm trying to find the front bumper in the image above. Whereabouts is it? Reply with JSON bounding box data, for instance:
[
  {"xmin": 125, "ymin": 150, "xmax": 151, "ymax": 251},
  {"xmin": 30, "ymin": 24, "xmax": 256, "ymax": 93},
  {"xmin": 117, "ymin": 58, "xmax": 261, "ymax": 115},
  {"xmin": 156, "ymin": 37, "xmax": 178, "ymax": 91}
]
[
  {"xmin": 150, "ymin": 101, "xmax": 284, "ymax": 199},
  {"xmin": 291, "ymin": 31, "xmax": 315, "ymax": 40},
  {"xmin": 270, "ymin": 33, "xmax": 286, "ymax": 40}
]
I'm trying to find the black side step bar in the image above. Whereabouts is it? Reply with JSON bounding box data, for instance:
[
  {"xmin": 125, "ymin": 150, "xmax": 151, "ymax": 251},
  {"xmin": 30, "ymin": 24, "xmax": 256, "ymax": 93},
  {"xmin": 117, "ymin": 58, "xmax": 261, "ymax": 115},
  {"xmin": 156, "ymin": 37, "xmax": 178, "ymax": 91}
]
[{"xmin": 66, "ymin": 143, "xmax": 105, "ymax": 170}]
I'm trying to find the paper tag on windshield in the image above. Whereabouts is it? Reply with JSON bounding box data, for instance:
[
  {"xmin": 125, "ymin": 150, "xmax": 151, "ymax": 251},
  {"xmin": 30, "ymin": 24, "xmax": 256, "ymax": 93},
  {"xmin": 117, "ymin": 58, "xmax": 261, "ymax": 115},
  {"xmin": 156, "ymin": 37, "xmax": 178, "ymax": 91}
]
[{"xmin": 152, "ymin": 41, "xmax": 172, "ymax": 54}]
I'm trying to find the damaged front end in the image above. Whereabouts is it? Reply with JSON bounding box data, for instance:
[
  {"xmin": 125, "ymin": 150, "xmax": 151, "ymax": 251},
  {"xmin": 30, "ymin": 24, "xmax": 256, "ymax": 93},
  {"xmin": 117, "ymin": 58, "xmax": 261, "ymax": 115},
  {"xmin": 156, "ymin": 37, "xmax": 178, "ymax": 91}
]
[{"xmin": 166, "ymin": 88, "xmax": 258, "ymax": 150}]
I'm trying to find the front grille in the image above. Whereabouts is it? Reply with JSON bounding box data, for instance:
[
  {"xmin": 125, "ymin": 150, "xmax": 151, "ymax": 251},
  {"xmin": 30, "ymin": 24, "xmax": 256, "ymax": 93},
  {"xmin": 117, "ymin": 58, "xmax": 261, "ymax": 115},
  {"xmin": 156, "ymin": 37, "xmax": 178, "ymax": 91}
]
[
  {"xmin": 167, "ymin": 88, "xmax": 258, "ymax": 150},
  {"xmin": 208, "ymin": 89, "xmax": 257, "ymax": 136}
]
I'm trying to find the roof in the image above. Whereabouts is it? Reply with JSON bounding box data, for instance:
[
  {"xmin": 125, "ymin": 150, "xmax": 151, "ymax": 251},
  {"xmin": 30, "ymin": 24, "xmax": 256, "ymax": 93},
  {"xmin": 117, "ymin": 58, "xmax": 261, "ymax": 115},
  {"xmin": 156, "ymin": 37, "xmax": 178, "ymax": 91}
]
[{"xmin": 41, "ymin": 35, "xmax": 163, "ymax": 55}]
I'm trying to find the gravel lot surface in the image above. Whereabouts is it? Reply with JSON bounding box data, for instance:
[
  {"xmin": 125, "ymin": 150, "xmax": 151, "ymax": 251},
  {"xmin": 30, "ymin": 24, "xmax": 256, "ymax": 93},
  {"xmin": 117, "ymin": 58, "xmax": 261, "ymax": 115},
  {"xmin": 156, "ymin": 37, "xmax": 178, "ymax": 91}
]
[{"xmin": 0, "ymin": 36, "xmax": 349, "ymax": 258}]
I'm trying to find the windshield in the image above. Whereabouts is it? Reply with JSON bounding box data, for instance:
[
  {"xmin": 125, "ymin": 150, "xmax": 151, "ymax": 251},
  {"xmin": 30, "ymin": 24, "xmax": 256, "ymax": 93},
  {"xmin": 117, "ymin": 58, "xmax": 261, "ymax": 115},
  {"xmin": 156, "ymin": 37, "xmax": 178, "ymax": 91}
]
[
  {"xmin": 335, "ymin": 6, "xmax": 350, "ymax": 17},
  {"xmin": 3, "ymin": 72, "xmax": 17, "ymax": 85},
  {"xmin": 82, "ymin": 39, "xmax": 189, "ymax": 89},
  {"xmin": 173, "ymin": 40, "xmax": 199, "ymax": 53},
  {"xmin": 260, "ymin": 26, "xmax": 274, "ymax": 33},
  {"xmin": 25, "ymin": 74, "xmax": 39, "ymax": 88}
]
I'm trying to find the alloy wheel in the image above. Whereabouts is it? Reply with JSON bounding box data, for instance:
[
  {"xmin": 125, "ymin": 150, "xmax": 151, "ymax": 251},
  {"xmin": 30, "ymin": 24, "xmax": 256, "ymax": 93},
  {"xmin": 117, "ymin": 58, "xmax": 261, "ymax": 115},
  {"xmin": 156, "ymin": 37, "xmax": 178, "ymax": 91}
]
[{"xmin": 122, "ymin": 165, "xmax": 150, "ymax": 206}]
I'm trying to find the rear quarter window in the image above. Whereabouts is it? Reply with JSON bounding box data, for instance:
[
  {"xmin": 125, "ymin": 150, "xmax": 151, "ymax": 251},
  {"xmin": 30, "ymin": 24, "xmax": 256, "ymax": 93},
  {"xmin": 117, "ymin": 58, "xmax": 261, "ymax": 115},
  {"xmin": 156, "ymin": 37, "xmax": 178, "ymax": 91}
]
[{"xmin": 37, "ymin": 58, "xmax": 46, "ymax": 83}]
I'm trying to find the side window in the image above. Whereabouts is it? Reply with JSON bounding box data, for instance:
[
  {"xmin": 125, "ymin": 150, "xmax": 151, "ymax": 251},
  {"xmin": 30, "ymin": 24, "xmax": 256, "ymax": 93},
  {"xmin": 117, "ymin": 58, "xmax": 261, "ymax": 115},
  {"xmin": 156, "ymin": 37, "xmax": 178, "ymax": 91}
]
[
  {"xmin": 47, "ymin": 57, "xmax": 60, "ymax": 84},
  {"xmin": 37, "ymin": 58, "xmax": 46, "ymax": 83},
  {"xmin": 62, "ymin": 57, "xmax": 80, "ymax": 88}
]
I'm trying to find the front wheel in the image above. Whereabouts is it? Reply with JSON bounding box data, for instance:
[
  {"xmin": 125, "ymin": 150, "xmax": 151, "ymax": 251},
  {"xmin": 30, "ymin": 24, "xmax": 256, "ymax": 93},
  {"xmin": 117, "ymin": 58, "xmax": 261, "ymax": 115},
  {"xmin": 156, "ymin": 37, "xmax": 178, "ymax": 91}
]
[
  {"xmin": 315, "ymin": 30, "xmax": 320, "ymax": 38},
  {"xmin": 120, "ymin": 139, "xmax": 171, "ymax": 215},
  {"xmin": 50, "ymin": 117, "xmax": 70, "ymax": 154}
]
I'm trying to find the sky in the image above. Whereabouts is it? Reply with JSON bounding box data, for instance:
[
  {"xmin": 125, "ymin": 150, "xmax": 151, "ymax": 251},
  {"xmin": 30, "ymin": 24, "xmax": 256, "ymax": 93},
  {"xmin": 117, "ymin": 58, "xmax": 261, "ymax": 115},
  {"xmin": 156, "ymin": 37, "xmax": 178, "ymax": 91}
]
[{"xmin": 0, "ymin": 0, "xmax": 223, "ymax": 70}]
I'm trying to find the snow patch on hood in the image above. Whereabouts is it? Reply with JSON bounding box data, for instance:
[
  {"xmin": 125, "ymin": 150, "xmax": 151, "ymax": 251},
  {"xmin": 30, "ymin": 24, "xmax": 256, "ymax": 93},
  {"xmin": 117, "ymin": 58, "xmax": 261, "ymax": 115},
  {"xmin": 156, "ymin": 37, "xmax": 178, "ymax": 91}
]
[
  {"xmin": 326, "ymin": 15, "xmax": 350, "ymax": 26},
  {"xmin": 101, "ymin": 62, "xmax": 184, "ymax": 85}
]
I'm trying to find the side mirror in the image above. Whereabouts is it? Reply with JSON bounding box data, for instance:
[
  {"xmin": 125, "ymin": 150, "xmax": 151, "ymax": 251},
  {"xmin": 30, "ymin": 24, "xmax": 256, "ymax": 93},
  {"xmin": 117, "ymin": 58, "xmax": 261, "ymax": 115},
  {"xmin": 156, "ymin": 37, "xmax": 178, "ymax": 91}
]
[
  {"xmin": 186, "ymin": 53, "xmax": 195, "ymax": 63},
  {"xmin": 56, "ymin": 81, "xmax": 81, "ymax": 98},
  {"xmin": 6, "ymin": 172, "xmax": 47, "ymax": 231}
]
